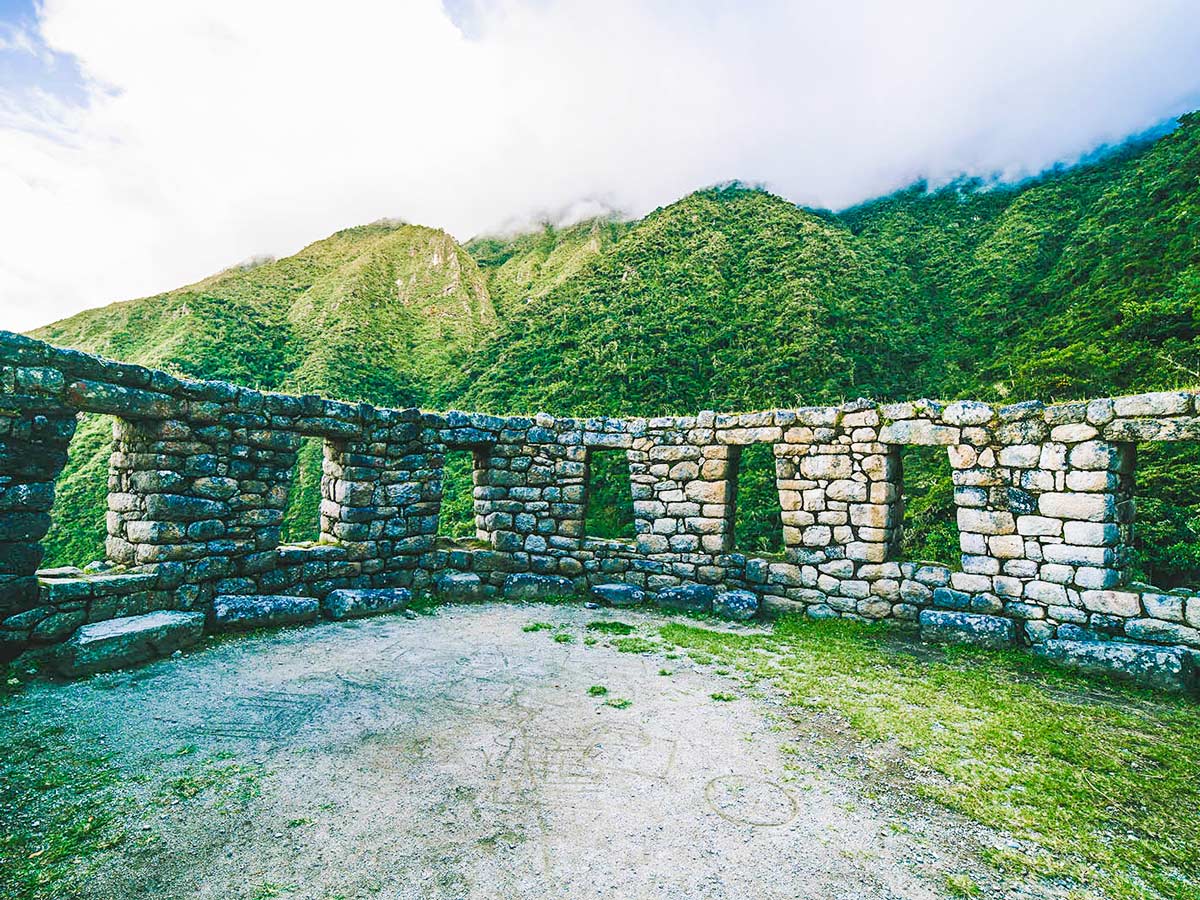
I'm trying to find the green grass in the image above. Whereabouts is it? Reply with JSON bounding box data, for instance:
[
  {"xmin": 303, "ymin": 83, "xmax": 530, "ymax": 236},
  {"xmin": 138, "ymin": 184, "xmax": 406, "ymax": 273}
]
[
  {"xmin": 0, "ymin": 715, "xmax": 273, "ymax": 900},
  {"xmin": 587, "ymin": 685, "xmax": 608, "ymax": 696},
  {"xmin": 522, "ymin": 621, "xmax": 554, "ymax": 632},
  {"xmin": 658, "ymin": 615, "xmax": 1200, "ymax": 899},
  {"xmin": 613, "ymin": 636, "xmax": 659, "ymax": 654},
  {"xmin": 586, "ymin": 620, "xmax": 635, "ymax": 635},
  {"xmin": 603, "ymin": 697, "xmax": 632, "ymax": 710},
  {"xmin": 709, "ymin": 692, "xmax": 736, "ymax": 702},
  {"xmin": 0, "ymin": 723, "xmax": 131, "ymax": 898}
]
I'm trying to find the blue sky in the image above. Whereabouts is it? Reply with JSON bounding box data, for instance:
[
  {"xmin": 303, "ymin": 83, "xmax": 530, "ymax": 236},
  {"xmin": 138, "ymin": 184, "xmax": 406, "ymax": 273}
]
[
  {"xmin": 2, "ymin": 0, "xmax": 1199, "ymax": 332},
  {"xmin": 0, "ymin": 0, "xmax": 85, "ymax": 106}
]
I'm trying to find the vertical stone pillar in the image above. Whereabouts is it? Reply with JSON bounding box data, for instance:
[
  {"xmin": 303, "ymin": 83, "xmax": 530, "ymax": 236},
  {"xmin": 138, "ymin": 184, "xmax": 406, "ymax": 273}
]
[
  {"xmin": 778, "ymin": 403, "xmax": 903, "ymax": 567},
  {"xmin": 634, "ymin": 415, "xmax": 736, "ymax": 587},
  {"xmin": 0, "ymin": 365, "xmax": 77, "ymax": 645}
]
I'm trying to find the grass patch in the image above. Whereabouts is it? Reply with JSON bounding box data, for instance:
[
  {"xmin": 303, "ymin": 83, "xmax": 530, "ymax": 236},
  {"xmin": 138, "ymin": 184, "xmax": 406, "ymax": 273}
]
[
  {"xmin": 603, "ymin": 697, "xmax": 632, "ymax": 710},
  {"xmin": 613, "ymin": 636, "xmax": 658, "ymax": 654},
  {"xmin": 0, "ymin": 724, "xmax": 132, "ymax": 898},
  {"xmin": 659, "ymin": 615, "xmax": 1200, "ymax": 899},
  {"xmin": 552, "ymin": 631, "xmax": 574, "ymax": 644},
  {"xmin": 945, "ymin": 873, "xmax": 983, "ymax": 897},
  {"xmin": 586, "ymin": 621, "xmax": 636, "ymax": 635},
  {"xmin": 522, "ymin": 621, "xmax": 554, "ymax": 633},
  {"xmin": 0, "ymin": 710, "xmax": 274, "ymax": 900},
  {"xmin": 710, "ymin": 692, "xmax": 736, "ymax": 702},
  {"xmin": 587, "ymin": 685, "xmax": 609, "ymax": 696}
]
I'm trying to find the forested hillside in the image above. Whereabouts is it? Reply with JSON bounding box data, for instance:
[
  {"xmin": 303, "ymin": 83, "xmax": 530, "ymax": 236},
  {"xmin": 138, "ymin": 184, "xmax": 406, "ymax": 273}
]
[
  {"xmin": 31, "ymin": 222, "xmax": 495, "ymax": 564},
  {"xmin": 28, "ymin": 113, "xmax": 1200, "ymax": 585}
]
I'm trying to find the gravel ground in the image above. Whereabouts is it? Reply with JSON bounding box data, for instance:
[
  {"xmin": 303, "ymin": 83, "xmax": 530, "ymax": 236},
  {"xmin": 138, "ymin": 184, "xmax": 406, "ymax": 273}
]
[{"xmin": 4, "ymin": 603, "xmax": 1022, "ymax": 899}]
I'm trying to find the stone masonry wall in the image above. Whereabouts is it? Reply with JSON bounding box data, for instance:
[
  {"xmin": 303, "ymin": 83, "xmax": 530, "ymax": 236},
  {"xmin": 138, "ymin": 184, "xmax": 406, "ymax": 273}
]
[{"xmin": 2, "ymin": 330, "xmax": 1198, "ymax": 677}]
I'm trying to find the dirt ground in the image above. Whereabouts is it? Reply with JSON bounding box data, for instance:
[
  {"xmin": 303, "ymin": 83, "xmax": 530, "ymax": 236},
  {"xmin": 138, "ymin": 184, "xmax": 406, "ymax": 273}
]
[{"xmin": 4, "ymin": 604, "xmax": 1026, "ymax": 899}]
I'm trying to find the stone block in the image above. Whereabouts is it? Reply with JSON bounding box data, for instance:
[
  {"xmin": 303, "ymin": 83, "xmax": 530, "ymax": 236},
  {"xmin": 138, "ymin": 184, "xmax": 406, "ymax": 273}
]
[
  {"xmin": 1037, "ymin": 492, "xmax": 1114, "ymax": 522},
  {"xmin": 655, "ymin": 583, "xmax": 716, "ymax": 614},
  {"xmin": 1080, "ymin": 589, "xmax": 1140, "ymax": 617},
  {"xmin": 436, "ymin": 571, "xmax": 484, "ymax": 601},
  {"xmin": 591, "ymin": 583, "xmax": 646, "ymax": 607},
  {"xmin": 1124, "ymin": 618, "xmax": 1200, "ymax": 647},
  {"xmin": 211, "ymin": 594, "xmax": 319, "ymax": 631},
  {"xmin": 321, "ymin": 588, "xmax": 411, "ymax": 620},
  {"xmin": 919, "ymin": 609, "xmax": 1016, "ymax": 649},
  {"xmin": 956, "ymin": 509, "xmax": 1015, "ymax": 535},
  {"xmin": 53, "ymin": 611, "xmax": 205, "ymax": 677},
  {"xmin": 713, "ymin": 589, "xmax": 758, "ymax": 621},
  {"xmin": 1032, "ymin": 639, "xmax": 1195, "ymax": 693},
  {"xmin": 502, "ymin": 573, "xmax": 575, "ymax": 601}
]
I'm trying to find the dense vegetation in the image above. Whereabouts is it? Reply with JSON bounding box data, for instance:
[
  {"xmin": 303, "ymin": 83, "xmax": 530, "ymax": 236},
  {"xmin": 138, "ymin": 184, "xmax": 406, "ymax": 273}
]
[{"xmin": 29, "ymin": 113, "xmax": 1200, "ymax": 584}]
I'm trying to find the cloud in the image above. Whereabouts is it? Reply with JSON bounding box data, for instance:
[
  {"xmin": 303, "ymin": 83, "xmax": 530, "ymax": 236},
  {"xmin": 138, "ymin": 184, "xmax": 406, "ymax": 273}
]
[{"xmin": 1, "ymin": 0, "xmax": 1199, "ymax": 331}]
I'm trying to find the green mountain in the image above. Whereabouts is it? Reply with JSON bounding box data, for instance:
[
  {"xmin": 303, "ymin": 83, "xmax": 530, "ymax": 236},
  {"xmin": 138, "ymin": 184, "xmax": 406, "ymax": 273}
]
[
  {"xmin": 32, "ymin": 221, "xmax": 496, "ymax": 564},
  {"xmin": 28, "ymin": 113, "xmax": 1200, "ymax": 584}
]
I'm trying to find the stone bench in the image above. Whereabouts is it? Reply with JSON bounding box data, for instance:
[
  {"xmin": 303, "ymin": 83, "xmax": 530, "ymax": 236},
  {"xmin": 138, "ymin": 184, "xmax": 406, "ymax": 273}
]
[
  {"xmin": 211, "ymin": 594, "xmax": 320, "ymax": 632},
  {"xmin": 52, "ymin": 610, "xmax": 205, "ymax": 677}
]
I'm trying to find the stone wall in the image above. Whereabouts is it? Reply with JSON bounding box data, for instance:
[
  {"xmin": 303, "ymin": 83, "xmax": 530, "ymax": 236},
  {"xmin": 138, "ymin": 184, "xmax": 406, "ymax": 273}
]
[{"xmin": 2, "ymin": 330, "xmax": 1198, "ymax": 686}]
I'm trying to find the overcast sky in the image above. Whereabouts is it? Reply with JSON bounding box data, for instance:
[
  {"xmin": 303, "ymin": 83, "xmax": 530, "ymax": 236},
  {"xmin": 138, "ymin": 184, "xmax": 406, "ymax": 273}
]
[{"xmin": 2, "ymin": 0, "xmax": 1199, "ymax": 332}]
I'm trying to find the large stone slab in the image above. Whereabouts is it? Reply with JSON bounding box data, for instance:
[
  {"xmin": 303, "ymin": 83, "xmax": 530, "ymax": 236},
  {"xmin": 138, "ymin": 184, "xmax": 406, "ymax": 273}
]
[
  {"xmin": 591, "ymin": 583, "xmax": 646, "ymax": 608},
  {"xmin": 321, "ymin": 588, "xmax": 411, "ymax": 621},
  {"xmin": 919, "ymin": 610, "xmax": 1016, "ymax": 649},
  {"xmin": 212, "ymin": 594, "xmax": 319, "ymax": 632},
  {"xmin": 1033, "ymin": 639, "xmax": 1196, "ymax": 694},
  {"xmin": 435, "ymin": 572, "xmax": 484, "ymax": 601},
  {"xmin": 502, "ymin": 573, "xmax": 575, "ymax": 601},
  {"xmin": 713, "ymin": 590, "xmax": 759, "ymax": 621},
  {"xmin": 655, "ymin": 583, "xmax": 717, "ymax": 614},
  {"xmin": 53, "ymin": 610, "xmax": 204, "ymax": 677}
]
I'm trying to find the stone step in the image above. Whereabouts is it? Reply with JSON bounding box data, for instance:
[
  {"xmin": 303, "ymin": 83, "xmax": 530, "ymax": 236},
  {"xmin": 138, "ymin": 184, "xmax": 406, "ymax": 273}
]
[
  {"xmin": 590, "ymin": 583, "xmax": 646, "ymax": 607},
  {"xmin": 435, "ymin": 572, "xmax": 484, "ymax": 601},
  {"xmin": 655, "ymin": 583, "xmax": 717, "ymax": 614},
  {"xmin": 919, "ymin": 610, "xmax": 1016, "ymax": 649},
  {"xmin": 53, "ymin": 610, "xmax": 205, "ymax": 677},
  {"xmin": 321, "ymin": 588, "xmax": 411, "ymax": 621},
  {"xmin": 713, "ymin": 590, "xmax": 758, "ymax": 621},
  {"xmin": 1033, "ymin": 639, "xmax": 1196, "ymax": 694},
  {"xmin": 212, "ymin": 594, "xmax": 319, "ymax": 632},
  {"xmin": 503, "ymin": 573, "xmax": 575, "ymax": 601}
]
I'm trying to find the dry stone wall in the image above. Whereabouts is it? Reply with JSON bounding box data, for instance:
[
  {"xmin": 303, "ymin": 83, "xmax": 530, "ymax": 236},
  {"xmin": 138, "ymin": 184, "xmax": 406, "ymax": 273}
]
[{"xmin": 1, "ymin": 330, "xmax": 1198, "ymax": 690}]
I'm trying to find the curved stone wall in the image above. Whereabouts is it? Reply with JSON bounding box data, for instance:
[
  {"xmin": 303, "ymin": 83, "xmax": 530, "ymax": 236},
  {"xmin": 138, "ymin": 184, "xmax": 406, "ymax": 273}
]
[{"xmin": 1, "ymin": 330, "xmax": 1197, "ymax": 688}]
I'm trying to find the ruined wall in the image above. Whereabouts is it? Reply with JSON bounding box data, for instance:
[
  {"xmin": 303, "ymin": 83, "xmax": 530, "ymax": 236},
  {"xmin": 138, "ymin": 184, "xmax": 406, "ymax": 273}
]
[{"xmin": 1, "ymin": 330, "xmax": 1198, "ymax": 684}]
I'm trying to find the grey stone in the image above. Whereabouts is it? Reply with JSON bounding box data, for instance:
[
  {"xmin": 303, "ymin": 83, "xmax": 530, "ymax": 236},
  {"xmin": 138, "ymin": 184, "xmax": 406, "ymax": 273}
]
[
  {"xmin": 931, "ymin": 587, "xmax": 971, "ymax": 611},
  {"xmin": 591, "ymin": 583, "xmax": 646, "ymax": 607},
  {"xmin": 713, "ymin": 590, "xmax": 758, "ymax": 621},
  {"xmin": 212, "ymin": 594, "xmax": 319, "ymax": 631},
  {"xmin": 53, "ymin": 611, "xmax": 204, "ymax": 677},
  {"xmin": 321, "ymin": 588, "xmax": 411, "ymax": 621},
  {"xmin": 502, "ymin": 573, "xmax": 575, "ymax": 601},
  {"xmin": 919, "ymin": 610, "xmax": 1016, "ymax": 649},
  {"xmin": 1032, "ymin": 639, "xmax": 1196, "ymax": 694},
  {"xmin": 435, "ymin": 572, "xmax": 484, "ymax": 601},
  {"xmin": 655, "ymin": 583, "xmax": 717, "ymax": 614}
]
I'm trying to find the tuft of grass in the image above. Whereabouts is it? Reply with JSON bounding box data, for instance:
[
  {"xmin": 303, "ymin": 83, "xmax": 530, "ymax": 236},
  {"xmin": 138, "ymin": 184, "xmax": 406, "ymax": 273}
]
[
  {"xmin": 658, "ymin": 668, "xmax": 672, "ymax": 676},
  {"xmin": 552, "ymin": 631, "xmax": 574, "ymax": 644},
  {"xmin": 587, "ymin": 685, "xmax": 609, "ymax": 696},
  {"xmin": 944, "ymin": 873, "xmax": 982, "ymax": 897},
  {"xmin": 522, "ymin": 621, "xmax": 553, "ymax": 633},
  {"xmin": 586, "ymin": 621, "xmax": 636, "ymax": 635},
  {"xmin": 603, "ymin": 697, "xmax": 632, "ymax": 710},
  {"xmin": 660, "ymin": 615, "xmax": 1200, "ymax": 899},
  {"xmin": 710, "ymin": 692, "xmax": 736, "ymax": 702},
  {"xmin": 613, "ymin": 636, "xmax": 659, "ymax": 654}
]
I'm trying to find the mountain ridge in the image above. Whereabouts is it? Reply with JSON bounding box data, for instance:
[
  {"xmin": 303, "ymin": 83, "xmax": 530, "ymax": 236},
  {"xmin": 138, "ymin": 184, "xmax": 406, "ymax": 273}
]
[{"xmin": 26, "ymin": 111, "xmax": 1200, "ymax": 583}]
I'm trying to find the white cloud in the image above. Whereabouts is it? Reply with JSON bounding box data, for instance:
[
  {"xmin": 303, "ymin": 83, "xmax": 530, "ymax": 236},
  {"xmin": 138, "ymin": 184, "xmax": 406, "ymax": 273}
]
[{"xmin": 1, "ymin": 0, "xmax": 1199, "ymax": 331}]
